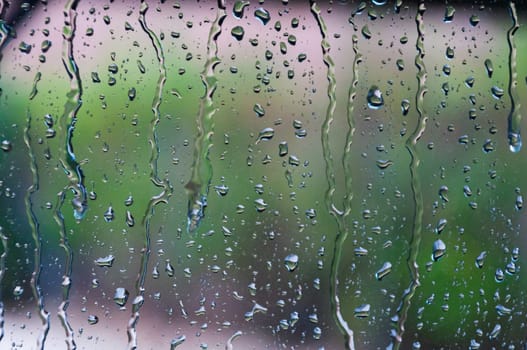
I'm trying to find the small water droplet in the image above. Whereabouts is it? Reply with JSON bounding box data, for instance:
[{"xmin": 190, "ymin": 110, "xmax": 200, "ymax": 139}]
[
  {"xmin": 495, "ymin": 268, "xmax": 504, "ymax": 282},
  {"xmin": 435, "ymin": 218, "xmax": 447, "ymax": 234},
  {"xmin": 1, "ymin": 140, "xmax": 12, "ymax": 152},
  {"xmin": 254, "ymin": 8, "xmax": 270, "ymax": 25},
  {"xmin": 367, "ymin": 85, "xmax": 384, "ymax": 109},
  {"xmin": 284, "ymin": 254, "xmax": 299, "ymax": 271},
  {"xmin": 469, "ymin": 14, "xmax": 480, "ymax": 26},
  {"xmin": 256, "ymin": 127, "xmax": 274, "ymax": 144},
  {"xmin": 432, "ymin": 239, "xmax": 446, "ymax": 261},
  {"xmin": 104, "ymin": 206, "xmax": 115, "ymax": 222},
  {"xmin": 354, "ymin": 304, "xmax": 370, "ymax": 318},
  {"xmin": 475, "ymin": 251, "xmax": 487, "ymax": 268},
  {"xmin": 87, "ymin": 315, "xmax": 98, "ymax": 325},
  {"xmin": 508, "ymin": 132, "xmax": 522, "ymax": 153},
  {"xmin": 445, "ymin": 46, "xmax": 455, "ymax": 59},
  {"xmin": 444, "ymin": 5, "xmax": 455, "ymax": 22},
  {"xmin": 114, "ymin": 287, "xmax": 129, "ymax": 307},
  {"xmin": 95, "ymin": 255, "xmax": 115, "ymax": 267},
  {"xmin": 491, "ymin": 86, "xmax": 504, "ymax": 99},
  {"xmin": 170, "ymin": 335, "xmax": 186, "ymax": 349},
  {"xmin": 375, "ymin": 262, "xmax": 392, "ymax": 280},
  {"xmin": 484, "ymin": 59, "xmax": 493, "ymax": 78},
  {"xmin": 231, "ymin": 26, "xmax": 244, "ymax": 41}
]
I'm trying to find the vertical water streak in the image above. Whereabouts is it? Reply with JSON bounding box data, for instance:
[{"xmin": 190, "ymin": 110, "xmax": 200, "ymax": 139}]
[
  {"xmin": 343, "ymin": 34, "xmax": 361, "ymax": 214},
  {"xmin": 61, "ymin": 0, "xmax": 87, "ymax": 220},
  {"xmin": 24, "ymin": 111, "xmax": 50, "ymax": 349},
  {"xmin": 310, "ymin": 2, "xmax": 355, "ymax": 349},
  {"xmin": 0, "ymin": 227, "xmax": 7, "ymax": 342},
  {"xmin": 131, "ymin": 2, "xmax": 173, "ymax": 348},
  {"xmin": 507, "ymin": 1, "xmax": 522, "ymax": 153},
  {"xmin": 394, "ymin": 2, "xmax": 427, "ymax": 348},
  {"xmin": 53, "ymin": 192, "xmax": 76, "ymax": 349},
  {"xmin": 186, "ymin": 1, "xmax": 226, "ymax": 234},
  {"xmin": 29, "ymin": 72, "xmax": 42, "ymax": 100},
  {"xmin": 55, "ymin": 1, "xmax": 83, "ymax": 348}
]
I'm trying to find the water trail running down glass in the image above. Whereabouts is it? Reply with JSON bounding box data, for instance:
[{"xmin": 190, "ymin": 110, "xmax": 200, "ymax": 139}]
[
  {"xmin": 186, "ymin": 1, "xmax": 226, "ymax": 234},
  {"xmin": 56, "ymin": 1, "xmax": 83, "ymax": 347},
  {"xmin": 0, "ymin": 227, "xmax": 6, "ymax": 342},
  {"xmin": 507, "ymin": 1, "xmax": 521, "ymax": 153},
  {"xmin": 393, "ymin": 3, "xmax": 427, "ymax": 349},
  {"xmin": 60, "ymin": 0, "xmax": 87, "ymax": 221},
  {"xmin": 24, "ymin": 111, "xmax": 50, "ymax": 350},
  {"xmin": 29, "ymin": 72, "xmax": 42, "ymax": 101},
  {"xmin": 225, "ymin": 330, "xmax": 243, "ymax": 350},
  {"xmin": 131, "ymin": 2, "xmax": 173, "ymax": 348},
  {"xmin": 310, "ymin": 2, "xmax": 355, "ymax": 349}
]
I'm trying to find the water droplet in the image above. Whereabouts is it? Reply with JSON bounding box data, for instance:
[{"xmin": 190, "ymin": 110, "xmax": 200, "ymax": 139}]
[
  {"xmin": 396, "ymin": 59, "xmax": 405, "ymax": 71},
  {"xmin": 495, "ymin": 268, "xmax": 504, "ymax": 282},
  {"xmin": 231, "ymin": 26, "xmax": 244, "ymax": 41},
  {"xmin": 19, "ymin": 41, "xmax": 32, "ymax": 54},
  {"xmin": 432, "ymin": 239, "xmax": 446, "ymax": 261},
  {"xmin": 313, "ymin": 326, "xmax": 322, "ymax": 340},
  {"xmin": 475, "ymin": 251, "xmax": 487, "ymax": 268},
  {"xmin": 367, "ymin": 85, "xmax": 384, "ymax": 109},
  {"xmin": 375, "ymin": 262, "xmax": 392, "ymax": 280},
  {"xmin": 484, "ymin": 59, "xmax": 493, "ymax": 78},
  {"xmin": 438, "ymin": 185, "xmax": 449, "ymax": 202},
  {"xmin": 508, "ymin": 132, "xmax": 522, "ymax": 153},
  {"xmin": 1, "ymin": 140, "xmax": 12, "ymax": 152},
  {"xmin": 128, "ymin": 87, "xmax": 136, "ymax": 101},
  {"xmin": 361, "ymin": 25, "xmax": 372, "ymax": 39},
  {"xmin": 254, "ymin": 198, "xmax": 267, "ymax": 212},
  {"xmin": 125, "ymin": 210, "xmax": 135, "ymax": 227},
  {"xmin": 482, "ymin": 139, "xmax": 495, "ymax": 153},
  {"xmin": 376, "ymin": 159, "xmax": 393, "ymax": 169},
  {"xmin": 354, "ymin": 247, "xmax": 368, "ymax": 256},
  {"xmin": 496, "ymin": 304, "xmax": 512, "ymax": 316},
  {"xmin": 254, "ymin": 8, "xmax": 270, "ymax": 25},
  {"xmin": 95, "ymin": 255, "xmax": 115, "ymax": 267},
  {"xmin": 253, "ymin": 103, "xmax": 265, "ymax": 117},
  {"xmin": 512, "ymin": 247, "xmax": 520, "ymax": 261},
  {"xmin": 170, "ymin": 335, "xmax": 186, "ymax": 349},
  {"xmin": 506, "ymin": 261, "xmax": 517, "ymax": 275},
  {"xmin": 489, "ymin": 324, "xmax": 501, "ymax": 339},
  {"xmin": 165, "ymin": 260, "xmax": 175, "ymax": 277},
  {"xmin": 104, "ymin": 206, "xmax": 115, "ymax": 222},
  {"xmin": 255, "ymin": 127, "xmax": 274, "ymax": 144},
  {"xmin": 284, "ymin": 254, "xmax": 299, "ymax": 271},
  {"xmin": 354, "ymin": 304, "xmax": 370, "ymax": 318},
  {"xmin": 401, "ymin": 99, "xmax": 410, "ymax": 115},
  {"xmin": 114, "ymin": 287, "xmax": 129, "ymax": 307},
  {"xmin": 445, "ymin": 46, "xmax": 454, "ymax": 59},
  {"xmin": 83, "ymin": 314, "xmax": 98, "ymax": 327},
  {"xmin": 469, "ymin": 14, "xmax": 480, "ymax": 26},
  {"xmin": 491, "ymin": 86, "xmax": 504, "ymax": 99},
  {"xmin": 13, "ymin": 286, "xmax": 24, "ymax": 296},
  {"xmin": 435, "ymin": 218, "xmax": 447, "ymax": 234},
  {"xmin": 444, "ymin": 5, "xmax": 455, "ymax": 22},
  {"xmin": 233, "ymin": 1, "xmax": 249, "ymax": 19}
]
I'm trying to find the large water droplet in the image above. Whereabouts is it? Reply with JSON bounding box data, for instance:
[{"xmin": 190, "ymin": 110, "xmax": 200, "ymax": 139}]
[{"xmin": 284, "ymin": 254, "xmax": 299, "ymax": 271}]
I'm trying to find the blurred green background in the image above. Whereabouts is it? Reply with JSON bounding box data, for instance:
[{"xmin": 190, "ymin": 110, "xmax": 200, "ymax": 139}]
[{"xmin": 0, "ymin": 0, "xmax": 527, "ymax": 349}]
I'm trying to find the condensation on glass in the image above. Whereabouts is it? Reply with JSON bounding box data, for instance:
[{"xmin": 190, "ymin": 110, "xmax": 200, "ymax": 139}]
[{"xmin": 0, "ymin": 0, "xmax": 526, "ymax": 349}]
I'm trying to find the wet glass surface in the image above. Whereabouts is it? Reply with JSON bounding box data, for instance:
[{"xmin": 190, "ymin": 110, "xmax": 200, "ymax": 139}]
[{"xmin": 0, "ymin": 1, "xmax": 527, "ymax": 349}]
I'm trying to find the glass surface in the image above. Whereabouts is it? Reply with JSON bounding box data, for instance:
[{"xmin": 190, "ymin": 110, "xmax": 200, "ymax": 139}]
[{"xmin": 0, "ymin": 0, "xmax": 526, "ymax": 349}]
